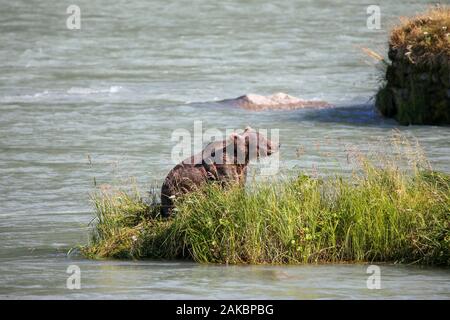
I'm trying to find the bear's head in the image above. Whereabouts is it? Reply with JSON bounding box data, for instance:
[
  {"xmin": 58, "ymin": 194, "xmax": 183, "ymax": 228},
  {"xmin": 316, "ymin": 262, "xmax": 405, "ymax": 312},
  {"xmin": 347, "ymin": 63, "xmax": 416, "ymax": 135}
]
[
  {"xmin": 242, "ymin": 126, "xmax": 279, "ymax": 159},
  {"xmin": 228, "ymin": 126, "xmax": 279, "ymax": 164}
]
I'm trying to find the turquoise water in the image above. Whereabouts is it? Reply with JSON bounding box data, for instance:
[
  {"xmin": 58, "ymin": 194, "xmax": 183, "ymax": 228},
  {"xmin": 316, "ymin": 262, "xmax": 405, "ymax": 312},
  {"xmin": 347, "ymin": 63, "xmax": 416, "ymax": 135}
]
[{"xmin": 0, "ymin": 0, "xmax": 449, "ymax": 299}]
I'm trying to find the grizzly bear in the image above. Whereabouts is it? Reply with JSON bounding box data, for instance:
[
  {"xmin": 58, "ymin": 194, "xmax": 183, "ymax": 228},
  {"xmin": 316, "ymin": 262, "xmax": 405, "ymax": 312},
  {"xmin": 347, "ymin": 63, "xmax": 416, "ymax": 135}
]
[{"xmin": 160, "ymin": 127, "xmax": 278, "ymax": 217}]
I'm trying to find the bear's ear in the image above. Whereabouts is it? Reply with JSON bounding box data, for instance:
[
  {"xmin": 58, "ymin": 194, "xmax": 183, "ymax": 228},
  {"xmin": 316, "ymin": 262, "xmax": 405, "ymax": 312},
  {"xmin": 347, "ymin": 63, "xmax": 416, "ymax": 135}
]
[
  {"xmin": 230, "ymin": 132, "xmax": 239, "ymax": 141},
  {"xmin": 244, "ymin": 126, "xmax": 253, "ymax": 133}
]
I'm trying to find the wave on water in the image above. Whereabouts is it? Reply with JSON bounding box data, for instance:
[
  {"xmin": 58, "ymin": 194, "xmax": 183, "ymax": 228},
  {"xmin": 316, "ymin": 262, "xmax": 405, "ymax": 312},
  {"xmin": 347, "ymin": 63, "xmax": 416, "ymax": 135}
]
[
  {"xmin": 0, "ymin": 86, "xmax": 125, "ymax": 103},
  {"xmin": 66, "ymin": 86, "xmax": 123, "ymax": 95}
]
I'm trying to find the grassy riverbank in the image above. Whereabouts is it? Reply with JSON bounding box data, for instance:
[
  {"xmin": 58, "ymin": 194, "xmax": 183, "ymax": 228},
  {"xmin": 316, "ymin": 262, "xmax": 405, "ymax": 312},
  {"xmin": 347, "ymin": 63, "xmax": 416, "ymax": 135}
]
[
  {"xmin": 81, "ymin": 140, "xmax": 450, "ymax": 266},
  {"xmin": 375, "ymin": 6, "xmax": 450, "ymax": 125}
]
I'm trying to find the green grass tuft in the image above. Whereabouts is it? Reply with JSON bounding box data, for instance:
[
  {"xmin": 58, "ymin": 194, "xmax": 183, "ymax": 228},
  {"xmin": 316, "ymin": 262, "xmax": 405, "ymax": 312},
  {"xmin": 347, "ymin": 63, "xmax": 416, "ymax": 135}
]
[{"xmin": 390, "ymin": 5, "xmax": 450, "ymax": 68}]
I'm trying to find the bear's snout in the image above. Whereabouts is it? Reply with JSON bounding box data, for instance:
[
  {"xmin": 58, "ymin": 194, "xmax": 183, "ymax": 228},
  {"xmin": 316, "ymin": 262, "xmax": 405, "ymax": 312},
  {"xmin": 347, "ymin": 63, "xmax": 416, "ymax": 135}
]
[{"xmin": 267, "ymin": 142, "xmax": 280, "ymax": 156}]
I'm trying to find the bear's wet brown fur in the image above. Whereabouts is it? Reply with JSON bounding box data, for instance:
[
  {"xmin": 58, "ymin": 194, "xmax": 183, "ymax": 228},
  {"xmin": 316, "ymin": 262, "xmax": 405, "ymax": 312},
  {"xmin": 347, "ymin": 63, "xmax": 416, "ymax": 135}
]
[{"xmin": 160, "ymin": 127, "xmax": 278, "ymax": 217}]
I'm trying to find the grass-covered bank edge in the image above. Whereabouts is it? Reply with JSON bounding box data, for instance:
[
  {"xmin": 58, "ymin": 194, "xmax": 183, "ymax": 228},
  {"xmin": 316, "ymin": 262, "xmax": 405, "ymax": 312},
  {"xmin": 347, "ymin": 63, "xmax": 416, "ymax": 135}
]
[
  {"xmin": 79, "ymin": 140, "xmax": 450, "ymax": 266},
  {"xmin": 375, "ymin": 6, "xmax": 450, "ymax": 125}
]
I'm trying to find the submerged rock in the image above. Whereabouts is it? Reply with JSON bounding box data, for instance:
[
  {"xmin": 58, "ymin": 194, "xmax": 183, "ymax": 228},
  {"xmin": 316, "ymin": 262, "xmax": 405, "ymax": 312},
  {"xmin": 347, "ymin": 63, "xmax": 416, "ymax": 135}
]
[{"xmin": 219, "ymin": 92, "xmax": 331, "ymax": 110}]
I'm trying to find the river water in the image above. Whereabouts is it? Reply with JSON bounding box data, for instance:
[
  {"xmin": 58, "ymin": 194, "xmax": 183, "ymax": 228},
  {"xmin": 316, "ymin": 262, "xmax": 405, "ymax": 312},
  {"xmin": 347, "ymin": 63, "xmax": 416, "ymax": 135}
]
[{"xmin": 0, "ymin": 0, "xmax": 449, "ymax": 299}]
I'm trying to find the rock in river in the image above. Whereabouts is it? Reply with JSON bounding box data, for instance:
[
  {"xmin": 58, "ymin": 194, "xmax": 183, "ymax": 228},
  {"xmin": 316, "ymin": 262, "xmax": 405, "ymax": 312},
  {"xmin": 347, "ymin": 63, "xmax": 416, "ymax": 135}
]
[{"xmin": 219, "ymin": 92, "xmax": 332, "ymax": 110}]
